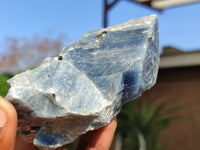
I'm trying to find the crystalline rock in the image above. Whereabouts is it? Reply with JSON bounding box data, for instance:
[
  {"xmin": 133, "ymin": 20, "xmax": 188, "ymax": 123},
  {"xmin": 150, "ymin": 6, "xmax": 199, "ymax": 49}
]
[{"xmin": 5, "ymin": 15, "xmax": 159, "ymax": 149}]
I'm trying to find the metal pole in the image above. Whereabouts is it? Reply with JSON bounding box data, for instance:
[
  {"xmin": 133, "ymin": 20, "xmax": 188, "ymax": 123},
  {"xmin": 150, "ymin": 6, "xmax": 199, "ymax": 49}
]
[
  {"xmin": 103, "ymin": 0, "xmax": 119, "ymax": 28},
  {"xmin": 104, "ymin": 0, "xmax": 108, "ymax": 28}
]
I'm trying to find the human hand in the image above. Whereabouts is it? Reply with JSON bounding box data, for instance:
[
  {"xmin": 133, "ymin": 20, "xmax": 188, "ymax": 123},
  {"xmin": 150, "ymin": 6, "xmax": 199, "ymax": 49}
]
[{"xmin": 0, "ymin": 96, "xmax": 117, "ymax": 150}]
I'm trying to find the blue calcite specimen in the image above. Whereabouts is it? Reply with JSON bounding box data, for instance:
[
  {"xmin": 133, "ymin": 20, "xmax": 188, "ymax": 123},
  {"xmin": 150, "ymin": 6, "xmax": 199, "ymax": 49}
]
[{"xmin": 5, "ymin": 15, "xmax": 159, "ymax": 149}]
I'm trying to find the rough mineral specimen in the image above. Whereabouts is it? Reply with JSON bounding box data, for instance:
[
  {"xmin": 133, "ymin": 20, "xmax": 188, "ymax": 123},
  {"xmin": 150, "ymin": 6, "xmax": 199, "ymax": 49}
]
[{"xmin": 5, "ymin": 15, "xmax": 159, "ymax": 149}]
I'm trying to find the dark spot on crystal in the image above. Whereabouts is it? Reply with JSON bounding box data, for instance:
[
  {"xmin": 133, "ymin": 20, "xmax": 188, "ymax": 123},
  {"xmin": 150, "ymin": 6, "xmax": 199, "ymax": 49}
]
[
  {"xmin": 52, "ymin": 94, "xmax": 56, "ymax": 98},
  {"xmin": 148, "ymin": 37, "xmax": 152, "ymax": 42},
  {"xmin": 58, "ymin": 56, "xmax": 63, "ymax": 60},
  {"xmin": 96, "ymin": 31, "xmax": 107, "ymax": 39},
  {"xmin": 48, "ymin": 75, "xmax": 50, "ymax": 77},
  {"xmin": 102, "ymin": 30, "xmax": 107, "ymax": 34}
]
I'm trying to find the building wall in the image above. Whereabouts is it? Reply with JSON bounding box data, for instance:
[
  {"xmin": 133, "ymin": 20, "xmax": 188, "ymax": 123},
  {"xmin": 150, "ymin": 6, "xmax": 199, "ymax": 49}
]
[{"xmin": 141, "ymin": 66, "xmax": 200, "ymax": 150}]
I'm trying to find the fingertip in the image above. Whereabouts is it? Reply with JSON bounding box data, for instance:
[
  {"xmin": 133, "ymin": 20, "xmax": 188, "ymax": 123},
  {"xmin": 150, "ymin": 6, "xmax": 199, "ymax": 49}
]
[
  {"xmin": 92, "ymin": 117, "xmax": 117, "ymax": 150},
  {"xmin": 89, "ymin": 117, "xmax": 117, "ymax": 150},
  {"xmin": 0, "ymin": 96, "xmax": 17, "ymax": 150},
  {"xmin": 15, "ymin": 134, "xmax": 37, "ymax": 150},
  {"xmin": 77, "ymin": 117, "xmax": 117, "ymax": 150}
]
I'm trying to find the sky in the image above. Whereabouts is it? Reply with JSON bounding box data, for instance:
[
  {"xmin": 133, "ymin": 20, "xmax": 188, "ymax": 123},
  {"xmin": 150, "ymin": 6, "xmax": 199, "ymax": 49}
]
[{"xmin": 0, "ymin": 0, "xmax": 200, "ymax": 54}]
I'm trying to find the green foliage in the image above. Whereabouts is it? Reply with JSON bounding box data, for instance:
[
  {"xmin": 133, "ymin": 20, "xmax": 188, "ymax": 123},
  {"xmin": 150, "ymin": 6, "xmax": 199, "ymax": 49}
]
[
  {"xmin": 118, "ymin": 99, "xmax": 178, "ymax": 150},
  {"xmin": 0, "ymin": 74, "xmax": 11, "ymax": 97}
]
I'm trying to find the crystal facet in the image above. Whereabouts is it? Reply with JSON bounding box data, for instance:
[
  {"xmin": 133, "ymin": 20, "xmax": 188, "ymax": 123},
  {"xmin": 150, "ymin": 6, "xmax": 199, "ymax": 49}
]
[{"xmin": 5, "ymin": 15, "xmax": 159, "ymax": 149}]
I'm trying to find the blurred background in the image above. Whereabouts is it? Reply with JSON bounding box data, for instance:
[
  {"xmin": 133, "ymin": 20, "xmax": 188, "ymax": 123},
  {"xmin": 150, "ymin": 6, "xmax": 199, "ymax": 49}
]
[{"xmin": 0, "ymin": 0, "xmax": 200, "ymax": 150}]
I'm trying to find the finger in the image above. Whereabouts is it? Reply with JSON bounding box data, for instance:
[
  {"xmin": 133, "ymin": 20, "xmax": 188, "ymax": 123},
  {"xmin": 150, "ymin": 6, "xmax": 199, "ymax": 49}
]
[
  {"xmin": 89, "ymin": 117, "xmax": 117, "ymax": 150},
  {"xmin": 77, "ymin": 117, "xmax": 117, "ymax": 150},
  {"xmin": 0, "ymin": 96, "xmax": 17, "ymax": 150},
  {"xmin": 15, "ymin": 134, "xmax": 36, "ymax": 150}
]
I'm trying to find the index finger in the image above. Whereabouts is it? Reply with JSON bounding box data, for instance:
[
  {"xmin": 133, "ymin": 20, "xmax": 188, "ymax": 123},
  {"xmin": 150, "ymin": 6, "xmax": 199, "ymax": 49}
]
[{"xmin": 76, "ymin": 117, "xmax": 117, "ymax": 150}]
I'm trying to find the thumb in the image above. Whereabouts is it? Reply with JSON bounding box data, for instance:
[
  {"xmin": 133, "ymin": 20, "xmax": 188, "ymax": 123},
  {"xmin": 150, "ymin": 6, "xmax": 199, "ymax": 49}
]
[{"xmin": 0, "ymin": 96, "xmax": 17, "ymax": 150}]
